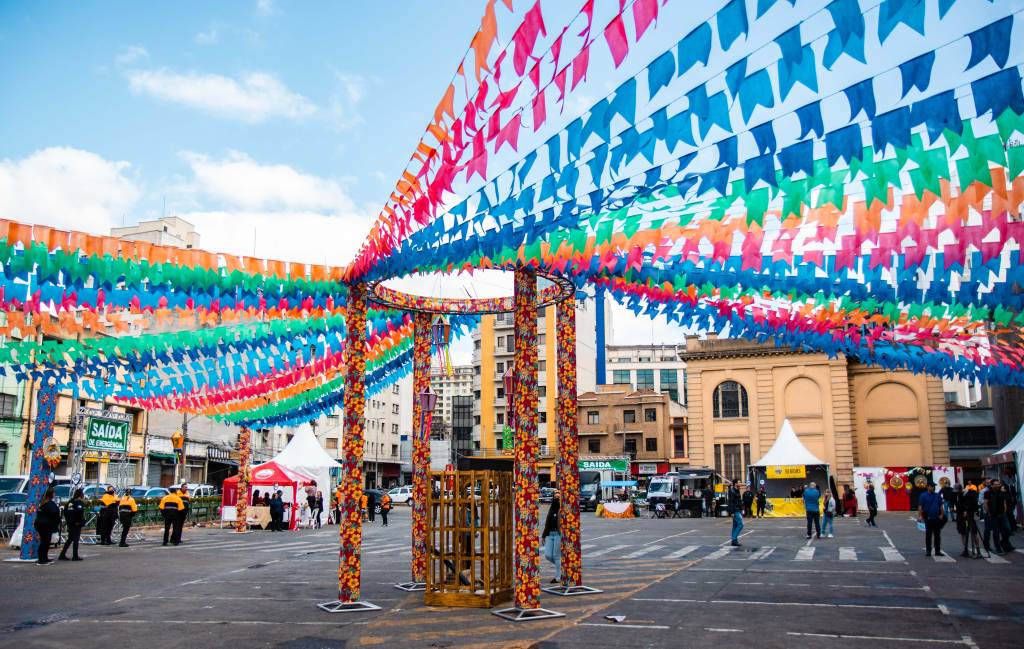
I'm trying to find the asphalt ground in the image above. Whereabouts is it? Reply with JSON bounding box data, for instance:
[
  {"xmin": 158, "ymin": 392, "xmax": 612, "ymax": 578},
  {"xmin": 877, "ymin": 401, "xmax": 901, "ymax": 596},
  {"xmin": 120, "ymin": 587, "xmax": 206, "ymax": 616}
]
[{"xmin": 2, "ymin": 508, "xmax": 1022, "ymax": 648}]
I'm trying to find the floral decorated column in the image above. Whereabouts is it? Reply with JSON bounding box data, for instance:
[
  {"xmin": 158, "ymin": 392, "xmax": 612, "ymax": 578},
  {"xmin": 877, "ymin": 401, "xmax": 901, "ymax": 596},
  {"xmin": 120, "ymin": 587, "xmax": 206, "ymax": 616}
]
[
  {"xmin": 319, "ymin": 282, "xmax": 378, "ymax": 612},
  {"xmin": 494, "ymin": 268, "xmax": 562, "ymax": 621},
  {"xmin": 396, "ymin": 311, "xmax": 431, "ymax": 591},
  {"xmin": 234, "ymin": 426, "xmax": 251, "ymax": 533},
  {"xmin": 19, "ymin": 383, "xmax": 58, "ymax": 561}
]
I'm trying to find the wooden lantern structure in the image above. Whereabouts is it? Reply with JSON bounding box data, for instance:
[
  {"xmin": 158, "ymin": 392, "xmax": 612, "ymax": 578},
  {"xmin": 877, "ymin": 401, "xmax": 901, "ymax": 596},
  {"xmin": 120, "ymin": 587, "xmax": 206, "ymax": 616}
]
[{"xmin": 424, "ymin": 469, "xmax": 513, "ymax": 608}]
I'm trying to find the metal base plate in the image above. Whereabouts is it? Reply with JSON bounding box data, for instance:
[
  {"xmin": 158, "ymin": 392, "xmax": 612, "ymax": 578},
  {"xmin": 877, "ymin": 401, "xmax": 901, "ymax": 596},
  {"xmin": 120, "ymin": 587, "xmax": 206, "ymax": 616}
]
[
  {"xmin": 394, "ymin": 581, "xmax": 426, "ymax": 592},
  {"xmin": 492, "ymin": 606, "xmax": 565, "ymax": 622},
  {"xmin": 541, "ymin": 584, "xmax": 604, "ymax": 597},
  {"xmin": 317, "ymin": 600, "xmax": 382, "ymax": 614}
]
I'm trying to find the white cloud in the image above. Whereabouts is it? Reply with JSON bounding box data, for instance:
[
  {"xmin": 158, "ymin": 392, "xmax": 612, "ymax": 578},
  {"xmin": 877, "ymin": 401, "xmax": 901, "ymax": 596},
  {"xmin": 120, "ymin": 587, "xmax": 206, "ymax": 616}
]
[
  {"xmin": 115, "ymin": 45, "xmax": 148, "ymax": 67},
  {"xmin": 325, "ymin": 71, "xmax": 366, "ymax": 130},
  {"xmin": 255, "ymin": 0, "xmax": 275, "ymax": 15},
  {"xmin": 126, "ymin": 68, "xmax": 316, "ymax": 123},
  {"xmin": 194, "ymin": 26, "xmax": 219, "ymax": 45},
  {"xmin": 0, "ymin": 147, "xmax": 141, "ymax": 232},
  {"xmin": 179, "ymin": 151, "xmax": 356, "ymax": 212}
]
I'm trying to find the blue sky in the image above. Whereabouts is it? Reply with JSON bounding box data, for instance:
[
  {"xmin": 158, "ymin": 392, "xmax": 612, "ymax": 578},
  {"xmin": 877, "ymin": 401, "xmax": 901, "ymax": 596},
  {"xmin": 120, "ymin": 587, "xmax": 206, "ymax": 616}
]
[{"xmin": 0, "ymin": 0, "xmax": 695, "ymax": 350}]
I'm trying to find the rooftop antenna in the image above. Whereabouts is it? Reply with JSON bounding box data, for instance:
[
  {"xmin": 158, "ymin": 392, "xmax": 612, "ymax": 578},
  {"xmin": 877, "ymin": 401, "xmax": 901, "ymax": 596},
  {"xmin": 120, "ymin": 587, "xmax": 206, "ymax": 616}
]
[{"xmin": 162, "ymin": 196, "xmax": 166, "ymax": 219}]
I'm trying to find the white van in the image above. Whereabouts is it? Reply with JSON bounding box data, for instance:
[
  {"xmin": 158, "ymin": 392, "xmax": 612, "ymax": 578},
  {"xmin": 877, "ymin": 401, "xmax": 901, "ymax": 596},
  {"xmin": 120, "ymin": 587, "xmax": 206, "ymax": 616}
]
[{"xmin": 388, "ymin": 485, "xmax": 413, "ymax": 505}]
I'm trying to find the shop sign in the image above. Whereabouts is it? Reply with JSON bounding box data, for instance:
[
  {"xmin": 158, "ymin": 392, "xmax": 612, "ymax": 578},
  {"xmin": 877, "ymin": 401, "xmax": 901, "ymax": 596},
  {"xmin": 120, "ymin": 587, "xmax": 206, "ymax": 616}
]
[
  {"xmin": 636, "ymin": 463, "xmax": 660, "ymax": 475},
  {"xmin": 579, "ymin": 458, "xmax": 629, "ymax": 472},
  {"xmin": 82, "ymin": 409, "xmax": 131, "ymax": 453},
  {"xmin": 767, "ymin": 464, "xmax": 806, "ymax": 479},
  {"xmin": 501, "ymin": 425, "xmax": 514, "ymax": 451}
]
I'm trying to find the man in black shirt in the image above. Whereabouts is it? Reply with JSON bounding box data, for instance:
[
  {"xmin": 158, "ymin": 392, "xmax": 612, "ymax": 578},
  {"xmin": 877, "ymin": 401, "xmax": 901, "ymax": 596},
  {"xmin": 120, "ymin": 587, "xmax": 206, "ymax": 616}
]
[{"xmin": 985, "ymin": 481, "xmax": 1014, "ymax": 553}]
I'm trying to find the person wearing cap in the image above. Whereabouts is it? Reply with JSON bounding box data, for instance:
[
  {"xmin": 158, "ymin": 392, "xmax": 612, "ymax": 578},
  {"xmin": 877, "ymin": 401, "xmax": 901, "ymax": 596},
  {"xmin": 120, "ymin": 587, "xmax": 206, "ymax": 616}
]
[
  {"xmin": 158, "ymin": 488, "xmax": 185, "ymax": 546},
  {"xmin": 178, "ymin": 483, "xmax": 191, "ymax": 542},
  {"xmin": 98, "ymin": 486, "xmax": 119, "ymax": 545},
  {"xmin": 117, "ymin": 489, "xmax": 138, "ymax": 547}
]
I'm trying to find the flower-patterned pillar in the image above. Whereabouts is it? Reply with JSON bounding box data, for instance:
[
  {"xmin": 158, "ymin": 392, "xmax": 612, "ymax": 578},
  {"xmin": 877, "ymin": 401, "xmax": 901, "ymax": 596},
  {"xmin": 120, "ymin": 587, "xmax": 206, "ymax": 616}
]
[
  {"xmin": 512, "ymin": 268, "xmax": 541, "ymax": 610},
  {"xmin": 337, "ymin": 282, "xmax": 368, "ymax": 603},
  {"xmin": 409, "ymin": 312, "xmax": 432, "ymax": 586},
  {"xmin": 555, "ymin": 299, "xmax": 582, "ymax": 587},
  {"xmin": 234, "ymin": 426, "xmax": 251, "ymax": 533},
  {"xmin": 19, "ymin": 383, "xmax": 58, "ymax": 561}
]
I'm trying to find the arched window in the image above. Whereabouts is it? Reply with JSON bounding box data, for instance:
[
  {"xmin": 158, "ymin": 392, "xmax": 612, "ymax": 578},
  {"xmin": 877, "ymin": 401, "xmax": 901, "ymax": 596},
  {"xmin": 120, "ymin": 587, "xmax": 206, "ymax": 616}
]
[{"xmin": 713, "ymin": 381, "xmax": 749, "ymax": 418}]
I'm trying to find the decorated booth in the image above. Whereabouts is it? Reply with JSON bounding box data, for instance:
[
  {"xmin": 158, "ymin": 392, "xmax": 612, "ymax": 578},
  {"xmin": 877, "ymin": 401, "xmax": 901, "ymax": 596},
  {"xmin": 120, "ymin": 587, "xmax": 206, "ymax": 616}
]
[
  {"xmin": 222, "ymin": 460, "xmax": 315, "ymax": 530},
  {"xmin": 748, "ymin": 420, "xmax": 830, "ymax": 517},
  {"xmin": 983, "ymin": 424, "xmax": 1024, "ymax": 523}
]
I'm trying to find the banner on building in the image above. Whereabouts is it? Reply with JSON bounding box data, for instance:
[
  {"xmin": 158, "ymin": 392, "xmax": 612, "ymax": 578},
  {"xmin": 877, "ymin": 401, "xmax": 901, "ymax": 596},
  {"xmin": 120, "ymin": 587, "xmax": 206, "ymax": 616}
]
[
  {"xmin": 579, "ymin": 458, "xmax": 629, "ymax": 472},
  {"xmin": 81, "ymin": 408, "xmax": 131, "ymax": 454},
  {"xmin": 766, "ymin": 465, "xmax": 806, "ymax": 479},
  {"xmin": 501, "ymin": 425, "xmax": 513, "ymax": 451}
]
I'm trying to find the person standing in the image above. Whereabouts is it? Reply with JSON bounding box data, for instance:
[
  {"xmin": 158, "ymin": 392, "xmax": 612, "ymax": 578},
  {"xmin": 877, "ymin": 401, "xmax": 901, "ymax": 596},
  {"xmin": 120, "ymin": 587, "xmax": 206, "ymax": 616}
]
[
  {"xmin": 755, "ymin": 487, "xmax": 767, "ymax": 518},
  {"xmin": 541, "ymin": 493, "xmax": 562, "ymax": 583},
  {"xmin": 98, "ymin": 486, "xmax": 118, "ymax": 545},
  {"xmin": 252, "ymin": 489, "xmax": 262, "ymax": 506},
  {"xmin": 865, "ymin": 482, "xmax": 879, "ymax": 527},
  {"xmin": 59, "ymin": 488, "xmax": 85, "ymax": 561},
  {"xmin": 333, "ymin": 485, "xmax": 342, "ymax": 525},
  {"xmin": 380, "ymin": 491, "xmax": 392, "ymax": 527},
  {"xmin": 940, "ymin": 481, "xmax": 956, "ymax": 522},
  {"xmin": 117, "ymin": 489, "xmax": 138, "ymax": 547},
  {"xmin": 313, "ymin": 490, "xmax": 324, "ymax": 529},
  {"xmin": 728, "ymin": 480, "xmax": 743, "ymax": 547},
  {"xmin": 821, "ymin": 490, "xmax": 837, "ymax": 538},
  {"xmin": 367, "ymin": 490, "xmax": 377, "ymax": 523},
  {"xmin": 360, "ymin": 492, "xmax": 369, "ymax": 523},
  {"xmin": 978, "ymin": 479, "xmax": 992, "ymax": 552},
  {"xmin": 918, "ymin": 482, "xmax": 946, "ymax": 557},
  {"xmin": 803, "ymin": 482, "xmax": 822, "ymax": 539},
  {"xmin": 985, "ymin": 480, "xmax": 1014, "ymax": 553},
  {"xmin": 158, "ymin": 488, "xmax": 184, "ymax": 546},
  {"xmin": 956, "ymin": 484, "xmax": 985, "ymax": 558},
  {"xmin": 742, "ymin": 484, "xmax": 754, "ymax": 518},
  {"xmin": 177, "ymin": 483, "xmax": 191, "ymax": 542},
  {"xmin": 841, "ymin": 485, "xmax": 858, "ymax": 518},
  {"xmin": 34, "ymin": 486, "xmax": 61, "ymax": 565},
  {"xmin": 269, "ymin": 491, "xmax": 285, "ymax": 531}
]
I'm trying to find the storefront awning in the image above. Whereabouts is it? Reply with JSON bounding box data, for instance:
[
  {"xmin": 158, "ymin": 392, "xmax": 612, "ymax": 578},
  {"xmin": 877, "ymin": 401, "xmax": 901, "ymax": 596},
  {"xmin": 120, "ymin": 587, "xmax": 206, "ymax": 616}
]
[{"xmin": 148, "ymin": 451, "xmax": 177, "ymax": 461}]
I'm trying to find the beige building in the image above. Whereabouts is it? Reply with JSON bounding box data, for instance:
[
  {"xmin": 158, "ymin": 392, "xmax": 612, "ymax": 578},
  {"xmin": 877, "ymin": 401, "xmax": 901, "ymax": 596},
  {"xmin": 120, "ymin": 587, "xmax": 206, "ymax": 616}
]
[
  {"xmin": 577, "ymin": 384, "xmax": 687, "ymax": 478},
  {"xmin": 111, "ymin": 216, "xmax": 200, "ymax": 249},
  {"xmin": 681, "ymin": 337, "xmax": 948, "ymax": 486}
]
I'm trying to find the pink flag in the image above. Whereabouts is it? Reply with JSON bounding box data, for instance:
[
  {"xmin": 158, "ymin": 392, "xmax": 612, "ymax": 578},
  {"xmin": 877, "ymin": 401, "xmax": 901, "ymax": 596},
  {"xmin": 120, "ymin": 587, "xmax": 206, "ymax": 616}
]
[
  {"xmin": 512, "ymin": 0, "xmax": 546, "ymax": 75},
  {"xmin": 604, "ymin": 15, "xmax": 629, "ymax": 67},
  {"xmin": 532, "ymin": 91, "xmax": 547, "ymax": 131},
  {"xmin": 495, "ymin": 113, "xmax": 523, "ymax": 152},
  {"xmin": 632, "ymin": 0, "xmax": 658, "ymax": 40},
  {"xmin": 571, "ymin": 44, "xmax": 590, "ymax": 89}
]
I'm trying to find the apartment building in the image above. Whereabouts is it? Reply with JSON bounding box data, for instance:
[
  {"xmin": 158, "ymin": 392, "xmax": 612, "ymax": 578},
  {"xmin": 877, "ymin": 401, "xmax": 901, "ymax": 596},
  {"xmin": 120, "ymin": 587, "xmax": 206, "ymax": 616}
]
[{"xmin": 605, "ymin": 344, "xmax": 687, "ymax": 405}]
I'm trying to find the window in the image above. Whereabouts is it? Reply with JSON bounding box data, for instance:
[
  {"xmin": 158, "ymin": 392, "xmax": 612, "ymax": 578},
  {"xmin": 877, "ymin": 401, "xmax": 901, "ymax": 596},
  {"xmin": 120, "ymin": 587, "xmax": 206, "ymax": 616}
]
[
  {"xmin": 392, "ymin": 404, "xmax": 400, "ymax": 414},
  {"xmin": 537, "ymin": 360, "xmax": 546, "ymax": 372},
  {"xmin": 392, "ymin": 384, "xmax": 400, "ymax": 395},
  {"xmin": 496, "ymin": 313, "xmax": 507, "ymax": 324},
  {"xmin": 638, "ymin": 356, "xmax": 651, "ymax": 362},
  {"xmin": 623, "ymin": 409, "xmax": 636, "ymax": 424},
  {"xmin": 474, "ymin": 339, "xmax": 481, "ymax": 349},
  {"xmin": 587, "ymin": 411, "xmax": 599, "ymax": 425},
  {"xmin": 645, "ymin": 437, "xmax": 657, "ymax": 452},
  {"xmin": 612, "ymin": 370, "xmax": 632, "ymax": 385},
  {"xmin": 539, "ymin": 411, "xmax": 547, "ymax": 423},
  {"xmin": 673, "ymin": 433, "xmax": 685, "ymax": 456},
  {"xmin": 327, "ymin": 414, "xmax": 340, "ymax": 425},
  {"xmin": 474, "ymin": 415, "xmax": 481, "ymax": 425},
  {"xmin": 497, "ymin": 387, "xmax": 505, "ymax": 399},
  {"xmin": 0, "ymin": 394, "xmax": 16, "ymax": 418},
  {"xmin": 538, "ymin": 334, "xmax": 545, "ymax": 345},
  {"xmin": 475, "ymin": 366, "xmax": 481, "ymax": 375},
  {"xmin": 712, "ymin": 381, "xmax": 748, "ymax": 418},
  {"xmin": 587, "ymin": 438, "xmax": 601, "ymax": 453},
  {"xmin": 538, "ymin": 385, "xmax": 546, "ymax": 397},
  {"xmin": 636, "ymin": 369, "xmax": 654, "ymax": 390},
  {"xmin": 943, "ymin": 391, "xmax": 958, "ymax": 404},
  {"xmin": 496, "ymin": 362, "xmax": 504, "ymax": 374},
  {"xmin": 474, "ymin": 390, "xmax": 481, "ymax": 399},
  {"xmin": 506, "ymin": 335, "xmax": 514, "ymax": 352},
  {"xmin": 624, "ymin": 437, "xmax": 637, "ymax": 454},
  {"xmin": 325, "ymin": 438, "xmax": 338, "ymax": 450},
  {"xmin": 496, "ymin": 413, "xmax": 504, "ymax": 425},
  {"xmin": 714, "ymin": 443, "xmax": 750, "ymax": 480},
  {"xmin": 644, "ymin": 408, "xmax": 657, "ymax": 422},
  {"xmin": 391, "ymin": 423, "xmax": 399, "ymax": 434},
  {"xmin": 660, "ymin": 369, "xmax": 678, "ymax": 398}
]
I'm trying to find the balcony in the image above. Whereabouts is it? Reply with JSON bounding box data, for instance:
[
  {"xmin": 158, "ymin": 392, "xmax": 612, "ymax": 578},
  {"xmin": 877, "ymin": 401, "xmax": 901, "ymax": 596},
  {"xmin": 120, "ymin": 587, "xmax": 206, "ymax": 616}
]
[{"xmin": 471, "ymin": 445, "xmax": 555, "ymax": 459}]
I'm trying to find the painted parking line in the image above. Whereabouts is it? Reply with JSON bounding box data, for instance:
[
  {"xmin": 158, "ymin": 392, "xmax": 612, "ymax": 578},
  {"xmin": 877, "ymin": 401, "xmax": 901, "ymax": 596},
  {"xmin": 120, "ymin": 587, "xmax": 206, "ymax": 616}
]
[
  {"xmin": 881, "ymin": 546, "xmax": 905, "ymax": 562},
  {"xmin": 624, "ymin": 545, "xmax": 665, "ymax": 558},
  {"xmin": 587, "ymin": 544, "xmax": 631, "ymax": 558},
  {"xmin": 362, "ymin": 544, "xmax": 410, "ymax": 555},
  {"xmin": 702, "ymin": 547, "xmax": 732, "ymax": 561},
  {"xmin": 643, "ymin": 530, "xmax": 695, "ymax": 546},
  {"xmin": 984, "ymin": 554, "xmax": 1010, "ymax": 564},
  {"xmin": 787, "ymin": 632, "xmax": 969, "ymax": 644},
  {"xmin": 839, "ymin": 547, "xmax": 857, "ymax": 561},
  {"xmin": 794, "ymin": 546, "xmax": 815, "ymax": 561},
  {"xmin": 746, "ymin": 546, "xmax": 775, "ymax": 561},
  {"xmin": 932, "ymin": 552, "xmax": 955, "ymax": 563},
  {"xmin": 665, "ymin": 545, "xmax": 699, "ymax": 559},
  {"xmin": 257, "ymin": 542, "xmax": 318, "ymax": 552}
]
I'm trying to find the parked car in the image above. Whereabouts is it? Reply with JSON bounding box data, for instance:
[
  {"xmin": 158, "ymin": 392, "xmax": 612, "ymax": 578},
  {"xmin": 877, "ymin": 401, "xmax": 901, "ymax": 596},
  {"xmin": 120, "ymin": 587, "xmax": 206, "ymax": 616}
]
[
  {"xmin": 0, "ymin": 475, "xmax": 29, "ymax": 494},
  {"xmin": 0, "ymin": 491, "xmax": 28, "ymax": 511},
  {"xmin": 387, "ymin": 485, "xmax": 413, "ymax": 505},
  {"xmin": 364, "ymin": 488, "xmax": 384, "ymax": 515},
  {"xmin": 129, "ymin": 486, "xmax": 170, "ymax": 500},
  {"xmin": 52, "ymin": 483, "xmax": 114, "ymax": 502},
  {"xmin": 181, "ymin": 483, "xmax": 217, "ymax": 497},
  {"xmin": 539, "ymin": 486, "xmax": 556, "ymax": 503}
]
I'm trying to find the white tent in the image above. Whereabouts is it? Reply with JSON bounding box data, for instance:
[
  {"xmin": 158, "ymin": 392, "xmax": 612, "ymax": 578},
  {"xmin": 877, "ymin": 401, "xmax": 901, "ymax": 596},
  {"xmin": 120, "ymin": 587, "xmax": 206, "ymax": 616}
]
[
  {"xmin": 987, "ymin": 423, "xmax": 1024, "ymax": 502},
  {"xmin": 750, "ymin": 419, "xmax": 827, "ymax": 467},
  {"xmin": 271, "ymin": 426, "xmax": 342, "ymax": 501}
]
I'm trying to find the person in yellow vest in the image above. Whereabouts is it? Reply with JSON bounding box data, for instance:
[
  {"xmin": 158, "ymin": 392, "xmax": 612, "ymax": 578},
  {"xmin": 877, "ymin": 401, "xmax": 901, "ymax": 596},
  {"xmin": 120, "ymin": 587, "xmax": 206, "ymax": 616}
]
[
  {"xmin": 98, "ymin": 486, "xmax": 118, "ymax": 545},
  {"xmin": 361, "ymin": 492, "xmax": 368, "ymax": 522},
  {"xmin": 380, "ymin": 492, "xmax": 392, "ymax": 527},
  {"xmin": 178, "ymin": 483, "xmax": 191, "ymax": 543},
  {"xmin": 333, "ymin": 487, "xmax": 342, "ymax": 525},
  {"xmin": 117, "ymin": 489, "xmax": 138, "ymax": 547},
  {"xmin": 158, "ymin": 488, "xmax": 184, "ymax": 546}
]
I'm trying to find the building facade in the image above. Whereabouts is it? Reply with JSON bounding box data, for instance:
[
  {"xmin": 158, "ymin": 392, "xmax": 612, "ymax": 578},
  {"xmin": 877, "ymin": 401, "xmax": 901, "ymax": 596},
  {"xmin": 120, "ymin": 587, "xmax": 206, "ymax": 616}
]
[
  {"xmin": 681, "ymin": 337, "xmax": 949, "ymax": 486},
  {"xmin": 605, "ymin": 344, "xmax": 687, "ymax": 405},
  {"xmin": 429, "ymin": 364, "xmax": 474, "ymax": 438},
  {"xmin": 577, "ymin": 384, "xmax": 688, "ymax": 480},
  {"xmin": 472, "ymin": 293, "xmax": 608, "ymax": 482},
  {"xmin": 110, "ymin": 216, "xmax": 201, "ymax": 249}
]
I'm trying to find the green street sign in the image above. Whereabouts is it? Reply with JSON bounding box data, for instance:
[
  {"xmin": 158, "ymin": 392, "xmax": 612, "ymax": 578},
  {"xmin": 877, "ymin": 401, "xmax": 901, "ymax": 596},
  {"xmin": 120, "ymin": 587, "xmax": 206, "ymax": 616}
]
[
  {"xmin": 578, "ymin": 458, "xmax": 629, "ymax": 472},
  {"xmin": 85, "ymin": 415, "xmax": 131, "ymax": 453},
  {"xmin": 501, "ymin": 425, "xmax": 514, "ymax": 450}
]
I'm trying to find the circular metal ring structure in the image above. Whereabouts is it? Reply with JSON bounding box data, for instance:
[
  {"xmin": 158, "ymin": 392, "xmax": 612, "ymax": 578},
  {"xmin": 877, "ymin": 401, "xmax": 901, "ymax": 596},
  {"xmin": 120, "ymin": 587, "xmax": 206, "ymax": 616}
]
[{"xmin": 367, "ymin": 269, "xmax": 575, "ymax": 314}]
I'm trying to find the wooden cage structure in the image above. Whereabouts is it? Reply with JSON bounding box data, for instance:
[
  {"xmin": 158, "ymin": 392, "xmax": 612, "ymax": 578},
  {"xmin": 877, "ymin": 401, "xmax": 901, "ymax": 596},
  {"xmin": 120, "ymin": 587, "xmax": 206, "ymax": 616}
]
[{"xmin": 424, "ymin": 469, "xmax": 513, "ymax": 607}]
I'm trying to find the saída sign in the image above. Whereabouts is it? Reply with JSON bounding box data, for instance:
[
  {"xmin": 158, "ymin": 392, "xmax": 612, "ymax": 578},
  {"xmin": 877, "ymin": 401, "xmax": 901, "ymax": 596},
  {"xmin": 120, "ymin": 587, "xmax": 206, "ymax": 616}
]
[
  {"xmin": 84, "ymin": 415, "xmax": 131, "ymax": 453},
  {"xmin": 578, "ymin": 458, "xmax": 629, "ymax": 472}
]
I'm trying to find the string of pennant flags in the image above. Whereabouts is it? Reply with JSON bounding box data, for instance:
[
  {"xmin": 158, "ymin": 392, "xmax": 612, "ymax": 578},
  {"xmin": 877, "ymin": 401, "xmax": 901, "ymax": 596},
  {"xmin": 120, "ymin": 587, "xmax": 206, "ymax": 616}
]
[{"xmin": 1, "ymin": 0, "xmax": 1023, "ymax": 426}]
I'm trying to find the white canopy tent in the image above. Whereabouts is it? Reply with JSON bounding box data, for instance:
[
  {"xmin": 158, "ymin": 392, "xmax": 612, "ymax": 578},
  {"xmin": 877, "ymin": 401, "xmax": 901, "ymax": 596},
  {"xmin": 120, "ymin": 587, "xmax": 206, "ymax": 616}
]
[
  {"xmin": 271, "ymin": 426, "xmax": 342, "ymax": 499},
  {"xmin": 986, "ymin": 424, "xmax": 1024, "ymax": 509},
  {"xmin": 750, "ymin": 419, "xmax": 827, "ymax": 467}
]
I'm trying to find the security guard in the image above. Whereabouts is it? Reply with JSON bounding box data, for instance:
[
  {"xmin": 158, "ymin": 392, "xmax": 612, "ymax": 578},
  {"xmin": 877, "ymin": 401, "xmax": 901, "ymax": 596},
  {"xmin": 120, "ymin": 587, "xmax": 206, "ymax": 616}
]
[
  {"xmin": 58, "ymin": 488, "xmax": 86, "ymax": 561},
  {"xmin": 158, "ymin": 488, "xmax": 185, "ymax": 546},
  {"xmin": 99, "ymin": 486, "xmax": 119, "ymax": 545},
  {"xmin": 117, "ymin": 489, "xmax": 138, "ymax": 547},
  {"xmin": 178, "ymin": 483, "xmax": 191, "ymax": 543}
]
